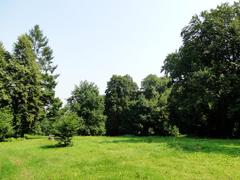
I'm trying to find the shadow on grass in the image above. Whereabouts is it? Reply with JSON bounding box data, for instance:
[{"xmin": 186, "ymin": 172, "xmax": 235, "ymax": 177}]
[
  {"xmin": 24, "ymin": 135, "xmax": 45, "ymax": 140},
  {"xmin": 101, "ymin": 136, "xmax": 240, "ymax": 157},
  {"xmin": 40, "ymin": 144, "xmax": 67, "ymax": 149}
]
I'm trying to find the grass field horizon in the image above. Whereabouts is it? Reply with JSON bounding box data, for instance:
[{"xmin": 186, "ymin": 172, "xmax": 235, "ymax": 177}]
[{"xmin": 1, "ymin": 136, "xmax": 240, "ymax": 179}]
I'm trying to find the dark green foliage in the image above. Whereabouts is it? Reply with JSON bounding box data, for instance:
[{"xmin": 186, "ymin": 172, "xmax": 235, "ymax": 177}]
[
  {"xmin": 105, "ymin": 74, "xmax": 174, "ymax": 136},
  {"xmin": 1, "ymin": 2, "xmax": 239, "ymax": 140},
  {"xmin": 0, "ymin": 43, "xmax": 11, "ymax": 108},
  {"xmin": 38, "ymin": 118, "xmax": 52, "ymax": 135},
  {"xmin": 37, "ymin": 98, "xmax": 62, "ymax": 136},
  {"xmin": 68, "ymin": 81, "xmax": 106, "ymax": 135},
  {"xmin": 127, "ymin": 95, "xmax": 160, "ymax": 135},
  {"xmin": 105, "ymin": 75, "xmax": 138, "ymax": 135},
  {"xmin": 53, "ymin": 112, "xmax": 79, "ymax": 146},
  {"xmin": 141, "ymin": 74, "xmax": 170, "ymax": 99},
  {"xmin": 0, "ymin": 109, "xmax": 13, "ymax": 141},
  {"xmin": 162, "ymin": 2, "xmax": 240, "ymax": 137},
  {"xmin": 28, "ymin": 25, "xmax": 61, "ymax": 122},
  {"xmin": 10, "ymin": 35, "xmax": 42, "ymax": 137},
  {"xmin": 0, "ymin": 26, "xmax": 61, "ymax": 138},
  {"xmin": 127, "ymin": 75, "xmax": 172, "ymax": 136}
]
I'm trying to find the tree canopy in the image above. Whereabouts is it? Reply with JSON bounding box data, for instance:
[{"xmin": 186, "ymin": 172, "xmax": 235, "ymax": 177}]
[
  {"xmin": 105, "ymin": 75, "xmax": 138, "ymax": 135},
  {"xmin": 162, "ymin": 1, "xmax": 240, "ymax": 137},
  {"xmin": 68, "ymin": 81, "xmax": 106, "ymax": 135}
]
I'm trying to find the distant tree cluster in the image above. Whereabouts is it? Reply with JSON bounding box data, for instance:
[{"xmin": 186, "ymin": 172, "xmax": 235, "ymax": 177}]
[
  {"xmin": 104, "ymin": 74, "xmax": 175, "ymax": 136},
  {"xmin": 66, "ymin": 75, "xmax": 174, "ymax": 137},
  {"xmin": 0, "ymin": 1, "xmax": 239, "ymax": 144}
]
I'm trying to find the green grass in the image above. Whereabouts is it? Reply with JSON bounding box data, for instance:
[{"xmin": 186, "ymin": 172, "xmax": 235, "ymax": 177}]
[{"xmin": 0, "ymin": 136, "xmax": 240, "ymax": 179}]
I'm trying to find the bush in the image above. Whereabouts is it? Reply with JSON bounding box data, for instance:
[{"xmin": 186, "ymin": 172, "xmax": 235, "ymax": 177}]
[
  {"xmin": 53, "ymin": 112, "xmax": 79, "ymax": 146},
  {"xmin": 168, "ymin": 125, "xmax": 180, "ymax": 137},
  {"xmin": 0, "ymin": 109, "xmax": 13, "ymax": 142}
]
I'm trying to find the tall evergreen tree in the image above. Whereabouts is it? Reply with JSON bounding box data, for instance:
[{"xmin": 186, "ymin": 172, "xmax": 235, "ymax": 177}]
[
  {"xmin": 10, "ymin": 35, "xmax": 42, "ymax": 137},
  {"xmin": 28, "ymin": 25, "xmax": 61, "ymax": 121},
  {"xmin": 0, "ymin": 43, "xmax": 11, "ymax": 108}
]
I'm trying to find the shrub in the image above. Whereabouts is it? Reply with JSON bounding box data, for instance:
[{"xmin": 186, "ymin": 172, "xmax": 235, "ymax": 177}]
[
  {"xmin": 53, "ymin": 112, "xmax": 79, "ymax": 146},
  {"xmin": 0, "ymin": 109, "xmax": 13, "ymax": 141},
  {"xmin": 168, "ymin": 125, "xmax": 180, "ymax": 137}
]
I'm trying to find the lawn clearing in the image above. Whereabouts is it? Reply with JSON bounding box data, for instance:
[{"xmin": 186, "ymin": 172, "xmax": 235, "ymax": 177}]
[{"xmin": 0, "ymin": 136, "xmax": 240, "ymax": 179}]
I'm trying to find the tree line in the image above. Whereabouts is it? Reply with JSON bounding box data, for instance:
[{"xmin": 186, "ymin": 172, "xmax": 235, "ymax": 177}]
[{"xmin": 0, "ymin": 1, "xmax": 239, "ymax": 143}]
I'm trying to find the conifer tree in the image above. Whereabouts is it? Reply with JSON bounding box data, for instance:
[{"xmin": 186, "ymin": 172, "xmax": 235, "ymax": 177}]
[
  {"xmin": 0, "ymin": 43, "xmax": 11, "ymax": 108},
  {"xmin": 28, "ymin": 25, "xmax": 61, "ymax": 121},
  {"xmin": 10, "ymin": 35, "xmax": 42, "ymax": 137}
]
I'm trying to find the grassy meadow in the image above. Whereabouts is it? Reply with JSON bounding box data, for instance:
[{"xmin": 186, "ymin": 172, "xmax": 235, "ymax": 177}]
[{"xmin": 0, "ymin": 136, "xmax": 240, "ymax": 179}]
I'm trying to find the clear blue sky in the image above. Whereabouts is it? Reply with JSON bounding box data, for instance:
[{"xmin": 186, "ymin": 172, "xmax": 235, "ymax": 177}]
[{"xmin": 0, "ymin": 0, "xmax": 235, "ymax": 103}]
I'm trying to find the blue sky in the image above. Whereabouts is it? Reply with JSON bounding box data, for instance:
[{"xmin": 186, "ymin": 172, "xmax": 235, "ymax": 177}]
[{"xmin": 0, "ymin": 0, "xmax": 235, "ymax": 103}]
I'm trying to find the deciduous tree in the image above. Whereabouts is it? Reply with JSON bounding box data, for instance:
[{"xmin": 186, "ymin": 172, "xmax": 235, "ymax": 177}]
[
  {"xmin": 68, "ymin": 81, "xmax": 106, "ymax": 135},
  {"xmin": 105, "ymin": 75, "xmax": 138, "ymax": 135},
  {"xmin": 162, "ymin": 2, "xmax": 240, "ymax": 137}
]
